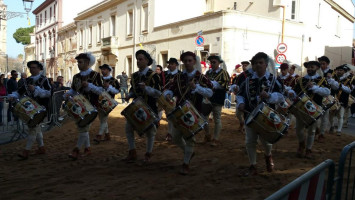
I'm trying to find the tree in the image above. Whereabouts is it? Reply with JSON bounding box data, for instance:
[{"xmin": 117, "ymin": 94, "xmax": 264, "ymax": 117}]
[{"xmin": 13, "ymin": 26, "xmax": 34, "ymax": 45}]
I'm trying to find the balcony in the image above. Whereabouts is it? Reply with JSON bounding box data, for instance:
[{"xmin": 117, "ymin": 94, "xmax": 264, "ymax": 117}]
[{"xmin": 101, "ymin": 36, "xmax": 119, "ymax": 50}]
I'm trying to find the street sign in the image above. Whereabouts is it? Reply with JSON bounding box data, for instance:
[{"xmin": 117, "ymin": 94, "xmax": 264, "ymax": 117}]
[
  {"xmin": 277, "ymin": 43, "xmax": 287, "ymax": 53},
  {"xmin": 195, "ymin": 36, "xmax": 205, "ymax": 47},
  {"xmin": 197, "ymin": 30, "xmax": 203, "ymax": 36},
  {"xmin": 196, "ymin": 46, "xmax": 204, "ymax": 51},
  {"xmin": 275, "ymin": 54, "xmax": 287, "ymax": 64}
]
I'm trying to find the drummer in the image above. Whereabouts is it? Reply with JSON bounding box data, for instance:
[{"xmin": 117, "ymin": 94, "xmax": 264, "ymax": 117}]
[
  {"xmin": 237, "ymin": 52, "xmax": 284, "ymax": 176},
  {"xmin": 289, "ymin": 61, "xmax": 330, "ymax": 158},
  {"xmin": 164, "ymin": 51, "xmax": 213, "ymax": 175},
  {"xmin": 65, "ymin": 53, "xmax": 103, "ymax": 160},
  {"xmin": 329, "ymin": 65, "xmax": 352, "ymax": 136},
  {"xmin": 9, "ymin": 60, "xmax": 51, "ymax": 160},
  {"xmin": 93, "ymin": 64, "xmax": 120, "ymax": 144},
  {"xmin": 164, "ymin": 57, "xmax": 181, "ymax": 141},
  {"xmin": 123, "ymin": 50, "xmax": 161, "ymax": 164},
  {"xmin": 203, "ymin": 55, "xmax": 230, "ymax": 146}
]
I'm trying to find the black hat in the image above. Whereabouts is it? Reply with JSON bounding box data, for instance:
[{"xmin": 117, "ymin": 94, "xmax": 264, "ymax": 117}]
[
  {"xmin": 336, "ymin": 64, "xmax": 349, "ymax": 72},
  {"xmin": 241, "ymin": 61, "xmax": 250, "ymax": 65},
  {"xmin": 207, "ymin": 55, "xmax": 224, "ymax": 63},
  {"xmin": 305, "ymin": 61, "xmax": 320, "ymax": 68},
  {"xmin": 75, "ymin": 53, "xmax": 90, "ymax": 60},
  {"xmin": 135, "ymin": 50, "xmax": 153, "ymax": 66},
  {"xmin": 27, "ymin": 60, "xmax": 43, "ymax": 70},
  {"xmin": 167, "ymin": 57, "xmax": 179, "ymax": 65},
  {"xmin": 318, "ymin": 56, "xmax": 330, "ymax": 64},
  {"xmin": 99, "ymin": 64, "xmax": 112, "ymax": 71}
]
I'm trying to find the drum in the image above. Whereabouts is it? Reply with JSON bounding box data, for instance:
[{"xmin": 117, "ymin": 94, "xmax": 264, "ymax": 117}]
[
  {"xmin": 167, "ymin": 100, "xmax": 208, "ymax": 139},
  {"xmin": 201, "ymin": 98, "xmax": 213, "ymax": 116},
  {"xmin": 13, "ymin": 96, "xmax": 47, "ymax": 128},
  {"xmin": 276, "ymin": 98, "xmax": 293, "ymax": 116},
  {"xmin": 289, "ymin": 94, "xmax": 324, "ymax": 127},
  {"xmin": 156, "ymin": 93, "xmax": 176, "ymax": 115},
  {"xmin": 322, "ymin": 95, "xmax": 336, "ymax": 110},
  {"xmin": 121, "ymin": 97, "xmax": 158, "ymax": 136},
  {"xmin": 329, "ymin": 98, "xmax": 340, "ymax": 111},
  {"xmin": 245, "ymin": 102, "xmax": 288, "ymax": 144},
  {"xmin": 64, "ymin": 94, "xmax": 98, "ymax": 127},
  {"xmin": 98, "ymin": 91, "xmax": 118, "ymax": 115}
]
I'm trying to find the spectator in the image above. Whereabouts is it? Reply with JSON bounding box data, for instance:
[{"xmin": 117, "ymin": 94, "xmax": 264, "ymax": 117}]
[
  {"xmin": 6, "ymin": 70, "xmax": 18, "ymax": 123},
  {"xmin": 17, "ymin": 73, "xmax": 27, "ymax": 88},
  {"xmin": 0, "ymin": 77, "xmax": 6, "ymax": 125},
  {"xmin": 117, "ymin": 71, "xmax": 129, "ymax": 104},
  {"xmin": 53, "ymin": 76, "xmax": 70, "ymax": 91}
]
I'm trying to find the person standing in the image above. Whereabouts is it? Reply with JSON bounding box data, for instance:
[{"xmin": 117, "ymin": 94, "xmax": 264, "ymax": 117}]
[
  {"xmin": 164, "ymin": 51, "xmax": 213, "ymax": 175},
  {"xmin": 204, "ymin": 55, "xmax": 230, "ymax": 146},
  {"xmin": 8, "ymin": 61, "xmax": 52, "ymax": 160},
  {"xmin": 117, "ymin": 71, "xmax": 129, "ymax": 104},
  {"xmin": 65, "ymin": 53, "xmax": 103, "ymax": 160},
  {"xmin": 123, "ymin": 50, "xmax": 161, "ymax": 164},
  {"xmin": 93, "ymin": 64, "xmax": 120, "ymax": 143},
  {"xmin": 17, "ymin": 73, "xmax": 27, "ymax": 87},
  {"xmin": 0, "ymin": 77, "xmax": 6, "ymax": 126},
  {"xmin": 6, "ymin": 70, "xmax": 18, "ymax": 124},
  {"xmin": 237, "ymin": 52, "xmax": 284, "ymax": 176}
]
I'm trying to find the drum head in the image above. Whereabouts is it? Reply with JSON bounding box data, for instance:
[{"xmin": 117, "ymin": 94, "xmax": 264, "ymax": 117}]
[{"xmin": 245, "ymin": 103, "xmax": 264, "ymax": 125}]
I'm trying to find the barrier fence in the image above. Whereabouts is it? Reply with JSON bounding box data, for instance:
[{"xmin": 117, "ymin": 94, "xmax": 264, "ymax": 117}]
[{"xmin": 265, "ymin": 159, "xmax": 335, "ymax": 200}]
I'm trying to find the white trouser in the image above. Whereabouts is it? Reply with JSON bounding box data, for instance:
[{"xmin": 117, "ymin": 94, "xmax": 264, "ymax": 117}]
[
  {"xmin": 25, "ymin": 125, "xmax": 43, "ymax": 150},
  {"xmin": 171, "ymin": 125, "xmax": 195, "ymax": 164},
  {"xmin": 343, "ymin": 107, "xmax": 350, "ymax": 125},
  {"xmin": 76, "ymin": 123, "xmax": 91, "ymax": 149},
  {"xmin": 204, "ymin": 105, "xmax": 223, "ymax": 140},
  {"xmin": 125, "ymin": 120, "xmax": 156, "ymax": 153},
  {"xmin": 98, "ymin": 110, "xmax": 109, "ymax": 135},
  {"xmin": 319, "ymin": 109, "xmax": 329, "ymax": 135},
  {"xmin": 296, "ymin": 119, "xmax": 317, "ymax": 149},
  {"xmin": 330, "ymin": 106, "xmax": 345, "ymax": 132},
  {"xmin": 245, "ymin": 126, "xmax": 272, "ymax": 165},
  {"xmin": 236, "ymin": 106, "xmax": 244, "ymax": 124}
]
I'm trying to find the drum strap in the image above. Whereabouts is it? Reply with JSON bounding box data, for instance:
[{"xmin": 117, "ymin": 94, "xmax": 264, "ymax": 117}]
[
  {"xmin": 132, "ymin": 71, "xmax": 156, "ymax": 101},
  {"xmin": 336, "ymin": 76, "xmax": 352, "ymax": 99},
  {"xmin": 299, "ymin": 77, "xmax": 326, "ymax": 99}
]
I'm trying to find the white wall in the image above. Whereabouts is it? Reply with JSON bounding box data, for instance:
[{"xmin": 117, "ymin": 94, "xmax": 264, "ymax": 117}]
[{"xmin": 62, "ymin": 0, "xmax": 103, "ymax": 26}]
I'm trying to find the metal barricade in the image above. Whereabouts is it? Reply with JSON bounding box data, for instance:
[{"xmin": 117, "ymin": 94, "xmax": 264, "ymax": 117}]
[
  {"xmin": 265, "ymin": 159, "xmax": 335, "ymax": 200},
  {"xmin": 0, "ymin": 96, "xmax": 27, "ymax": 145},
  {"xmin": 45, "ymin": 90, "xmax": 68, "ymax": 129},
  {"xmin": 335, "ymin": 141, "xmax": 355, "ymax": 200}
]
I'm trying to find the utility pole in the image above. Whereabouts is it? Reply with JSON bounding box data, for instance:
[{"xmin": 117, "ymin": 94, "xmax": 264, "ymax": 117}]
[{"xmin": 281, "ymin": 5, "xmax": 285, "ymax": 43}]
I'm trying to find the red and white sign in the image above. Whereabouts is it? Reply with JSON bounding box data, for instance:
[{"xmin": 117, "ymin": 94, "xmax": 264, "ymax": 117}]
[
  {"xmin": 276, "ymin": 53, "xmax": 287, "ymax": 64},
  {"xmin": 277, "ymin": 43, "xmax": 288, "ymax": 53},
  {"xmin": 195, "ymin": 36, "xmax": 205, "ymax": 47}
]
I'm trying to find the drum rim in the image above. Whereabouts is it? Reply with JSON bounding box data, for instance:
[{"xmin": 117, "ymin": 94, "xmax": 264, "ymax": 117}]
[{"xmin": 245, "ymin": 103, "xmax": 265, "ymax": 125}]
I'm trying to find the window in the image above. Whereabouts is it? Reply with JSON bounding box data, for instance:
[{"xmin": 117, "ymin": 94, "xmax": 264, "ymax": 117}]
[
  {"xmin": 36, "ymin": 16, "xmax": 39, "ymax": 27},
  {"xmin": 291, "ymin": 0, "xmax": 296, "ymax": 20},
  {"xmin": 110, "ymin": 15, "xmax": 116, "ymax": 36},
  {"xmin": 54, "ymin": 4, "xmax": 56, "ymax": 18},
  {"xmin": 89, "ymin": 26, "xmax": 92, "ymax": 45},
  {"xmin": 97, "ymin": 22, "xmax": 102, "ymax": 43},
  {"xmin": 336, "ymin": 16, "xmax": 341, "ymax": 37},
  {"xmin": 141, "ymin": 4, "xmax": 148, "ymax": 32},
  {"xmin": 127, "ymin": 56, "xmax": 132, "ymax": 76},
  {"xmin": 160, "ymin": 52, "xmax": 168, "ymax": 66},
  {"xmin": 50, "ymin": 7, "xmax": 52, "ymax": 22},
  {"xmin": 127, "ymin": 10, "xmax": 133, "ymax": 36},
  {"xmin": 45, "ymin": 11, "xmax": 47, "ymax": 24},
  {"xmin": 80, "ymin": 29, "xmax": 83, "ymax": 47},
  {"xmin": 317, "ymin": 3, "xmax": 321, "ymax": 28},
  {"xmin": 205, "ymin": 0, "xmax": 213, "ymax": 12},
  {"xmin": 69, "ymin": 38, "xmax": 72, "ymax": 51},
  {"xmin": 40, "ymin": 14, "xmax": 42, "ymax": 25}
]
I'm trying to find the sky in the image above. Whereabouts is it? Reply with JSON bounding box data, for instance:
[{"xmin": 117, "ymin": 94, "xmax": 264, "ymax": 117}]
[
  {"xmin": 4, "ymin": 0, "xmax": 355, "ymax": 58},
  {"xmin": 5, "ymin": 0, "xmax": 45, "ymax": 58}
]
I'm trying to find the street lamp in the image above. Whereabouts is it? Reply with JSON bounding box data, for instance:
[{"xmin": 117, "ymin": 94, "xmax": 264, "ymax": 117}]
[{"xmin": 23, "ymin": 0, "xmax": 34, "ymax": 13}]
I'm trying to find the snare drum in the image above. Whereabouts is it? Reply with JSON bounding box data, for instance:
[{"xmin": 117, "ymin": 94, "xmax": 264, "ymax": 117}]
[
  {"xmin": 156, "ymin": 93, "xmax": 176, "ymax": 115},
  {"xmin": 167, "ymin": 100, "xmax": 208, "ymax": 139},
  {"xmin": 245, "ymin": 102, "xmax": 288, "ymax": 144},
  {"xmin": 13, "ymin": 96, "xmax": 47, "ymax": 127},
  {"xmin": 329, "ymin": 98, "xmax": 340, "ymax": 112},
  {"xmin": 322, "ymin": 95, "xmax": 336, "ymax": 110},
  {"xmin": 121, "ymin": 97, "xmax": 158, "ymax": 136},
  {"xmin": 289, "ymin": 94, "xmax": 324, "ymax": 127},
  {"xmin": 64, "ymin": 94, "xmax": 98, "ymax": 127},
  {"xmin": 98, "ymin": 91, "xmax": 118, "ymax": 115},
  {"xmin": 276, "ymin": 98, "xmax": 293, "ymax": 116}
]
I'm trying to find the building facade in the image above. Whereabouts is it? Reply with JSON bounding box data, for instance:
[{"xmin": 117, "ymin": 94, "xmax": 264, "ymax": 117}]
[{"xmin": 0, "ymin": 0, "xmax": 7, "ymax": 54}]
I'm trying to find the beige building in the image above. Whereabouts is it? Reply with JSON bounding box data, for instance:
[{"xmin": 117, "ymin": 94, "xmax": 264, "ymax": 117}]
[
  {"xmin": 0, "ymin": 0, "xmax": 6, "ymax": 54},
  {"xmin": 72, "ymin": 0, "xmax": 354, "ymax": 78},
  {"xmin": 24, "ymin": 33, "xmax": 36, "ymax": 75}
]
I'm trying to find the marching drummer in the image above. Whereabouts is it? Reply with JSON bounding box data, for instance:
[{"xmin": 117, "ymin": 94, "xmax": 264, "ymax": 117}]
[
  {"xmin": 93, "ymin": 64, "xmax": 120, "ymax": 144},
  {"xmin": 65, "ymin": 53, "xmax": 103, "ymax": 160},
  {"xmin": 8, "ymin": 60, "xmax": 52, "ymax": 160},
  {"xmin": 329, "ymin": 65, "xmax": 352, "ymax": 136},
  {"xmin": 164, "ymin": 51, "xmax": 213, "ymax": 175},
  {"xmin": 123, "ymin": 50, "xmax": 161, "ymax": 164},
  {"xmin": 290, "ymin": 61, "xmax": 330, "ymax": 159},
  {"xmin": 237, "ymin": 52, "xmax": 284, "ymax": 176},
  {"xmin": 164, "ymin": 57, "xmax": 181, "ymax": 141},
  {"xmin": 203, "ymin": 55, "xmax": 230, "ymax": 146}
]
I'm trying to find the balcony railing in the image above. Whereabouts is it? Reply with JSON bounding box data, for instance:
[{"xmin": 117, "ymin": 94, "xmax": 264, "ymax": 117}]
[{"xmin": 101, "ymin": 36, "xmax": 119, "ymax": 50}]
